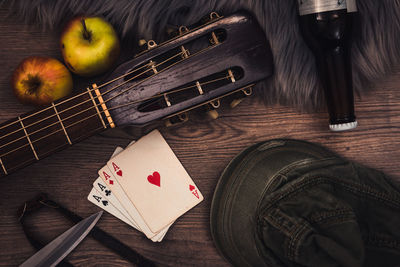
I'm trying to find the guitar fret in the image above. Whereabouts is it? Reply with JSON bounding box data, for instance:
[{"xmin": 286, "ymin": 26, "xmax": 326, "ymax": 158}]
[
  {"xmin": 0, "ymin": 158, "xmax": 7, "ymax": 175},
  {"xmin": 92, "ymin": 84, "xmax": 115, "ymax": 128},
  {"xmin": 18, "ymin": 116, "xmax": 39, "ymax": 160},
  {"xmin": 52, "ymin": 103, "xmax": 72, "ymax": 145},
  {"xmin": 87, "ymin": 87, "xmax": 107, "ymax": 129}
]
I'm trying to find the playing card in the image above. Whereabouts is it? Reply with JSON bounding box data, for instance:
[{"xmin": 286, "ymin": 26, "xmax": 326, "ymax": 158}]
[
  {"xmin": 97, "ymin": 145, "xmax": 171, "ymax": 241},
  {"xmin": 93, "ymin": 176, "xmax": 139, "ymax": 229},
  {"xmin": 99, "ymin": 165, "xmax": 173, "ymax": 240},
  {"xmin": 89, "ymin": 183, "xmax": 167, "ymax": 242},
  {"xmin": 87, "ymin": 187, "xmax": 137, "ymax": 229},
  {"xmin": 94, "ymin": 147, "xmax": 139, "ymax": 226},
  {"xmin": 106, "ymin": 129, "xmax": 203, "ymax": 233}
]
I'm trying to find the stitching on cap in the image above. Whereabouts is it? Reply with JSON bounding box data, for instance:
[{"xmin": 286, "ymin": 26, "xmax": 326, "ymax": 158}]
[
  {"xmin": 364, "ymin": 233, "xmax": 400, "ymax": 249},
  {"xmin": 310, "ymin": 208, "xmax": 355, "ymax": 223},
  {"xmin": 262, "ymin": 176, "xmax": 400, "ymax": 212},
  {"xmin": 288, "ymin": 221, "xmax": 310, "ymax": 261}
]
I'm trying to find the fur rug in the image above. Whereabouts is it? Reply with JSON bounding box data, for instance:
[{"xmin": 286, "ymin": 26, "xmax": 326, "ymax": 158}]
[{"xmin": 4, "ymin": 0, "xmax": 400, "ymax": 110}]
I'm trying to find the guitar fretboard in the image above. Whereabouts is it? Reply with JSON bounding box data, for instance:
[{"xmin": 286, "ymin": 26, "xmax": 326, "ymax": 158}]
[{"xmin": 0, "ymin": 89, "xmax": 110, "ymax": 177}]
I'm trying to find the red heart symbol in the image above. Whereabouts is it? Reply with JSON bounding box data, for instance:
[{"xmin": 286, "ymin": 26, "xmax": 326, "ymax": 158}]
[
  {"xmin": 189, "ymin": 185, "xmax": 195, "ymax": 191},
  {"xmin": 116, "ymin": 170, "xmax": 122, "ymax": 176},
  {"xmin": 147, "ymin": 171, "xmax": 161, "ymax": 187}
]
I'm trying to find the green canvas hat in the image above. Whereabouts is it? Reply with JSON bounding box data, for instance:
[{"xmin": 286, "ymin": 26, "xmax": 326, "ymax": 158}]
[{"xmin": 210, "ymin": 139, "xmax": 400, "ymax": 267}]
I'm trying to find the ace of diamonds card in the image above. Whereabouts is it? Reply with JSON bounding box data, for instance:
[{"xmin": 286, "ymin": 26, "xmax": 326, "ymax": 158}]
[{"xmin": 107, "ymin": 130, "xmax": 203, "ymax": 233}]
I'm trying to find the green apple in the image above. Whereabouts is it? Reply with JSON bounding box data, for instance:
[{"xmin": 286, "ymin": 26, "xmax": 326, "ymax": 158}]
[
  {"xmin": 12, "ymin": 56, "xmax": 73, "ymax": 106},
  {"xmin": 60, "ymin": 16, "xmax": 120, "ymax": 77}
]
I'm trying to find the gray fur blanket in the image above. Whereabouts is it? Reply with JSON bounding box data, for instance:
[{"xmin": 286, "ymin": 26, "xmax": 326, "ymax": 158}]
[{"xmin": 5, "ymin": 0, "xmax": 400, "ymax": 109}]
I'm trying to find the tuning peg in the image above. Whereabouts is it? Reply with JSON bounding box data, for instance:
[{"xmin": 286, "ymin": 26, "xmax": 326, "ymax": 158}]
[
  {"xmin": 147, "ymin": 40, "xmax": 157, "ymax": 50},
  {"xmin": 207, "ymin": 109, "xmax": 219, "ymax": 120},
  {"xmin": 138, "ymin": 39, "xmax": 147, "ymax": 46},
  {"xmin": 209, "ymin": 12, "xmax": 221, "ymax": 20},
  {"xmin": 210, "ymin": 99, "xmax": 220, "ymax": 109},
  {"xmin": 178, "ymin": 112, "xmax": 188, "ymax": 122},
  {"xmin": 230, "ymin": 86, "xmax": 253, "ymax": 108},
  {"xmin": 165, "ymin": 112, "xmax": 189, "ymax": 127},
  {"xmin": 166, "ymin": 27, "xmax": 176, "ymax": 36},
  {"xmin": 242, "ymin": 86, "xmax": 253, "ymax": 96},
  {"xmin": 179, "ymin": 26, "xmax": 189, "ymax": 35},
  {"xmin": 230, "ymin": 98, "xmax": 244, "ymax": 108},
  {"xmin": 165, "ymin": 119, "xmax": 174, "ymax": 127},
  {"xmin": 205, "ymin": 100, "xmax": 220, "ymax": 120}
]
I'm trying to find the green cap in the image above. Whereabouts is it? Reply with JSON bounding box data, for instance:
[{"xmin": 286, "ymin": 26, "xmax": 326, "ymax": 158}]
[{"xmin": 210, "ymin": 139, "xmax": 400, "ymax": 266}]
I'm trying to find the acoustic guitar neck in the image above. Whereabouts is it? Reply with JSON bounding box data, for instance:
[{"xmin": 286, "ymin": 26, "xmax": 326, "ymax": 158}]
[
  {"xmin": 0, "ymin": 11, "xmax": 273, "ymax": 178},
  {"xmin": 0, "ymin": 89, "xmax": 112, "ymax": 177}
]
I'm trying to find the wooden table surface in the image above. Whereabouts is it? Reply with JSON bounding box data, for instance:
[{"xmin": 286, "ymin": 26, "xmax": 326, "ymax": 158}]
[{"xmin": 1, "ymin": 6, "xmax": 400, "ymax": 267}]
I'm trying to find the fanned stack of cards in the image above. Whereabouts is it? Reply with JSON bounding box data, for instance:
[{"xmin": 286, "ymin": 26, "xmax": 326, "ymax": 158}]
[{"xmin": 88, "ymin": 130, "xmax": 203, "ymax": 242}]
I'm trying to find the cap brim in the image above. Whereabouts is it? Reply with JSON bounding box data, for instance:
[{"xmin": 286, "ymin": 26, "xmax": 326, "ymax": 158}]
[{"xmin": 210, "ymin": 139, "xmax": 339, "ymax": 266}]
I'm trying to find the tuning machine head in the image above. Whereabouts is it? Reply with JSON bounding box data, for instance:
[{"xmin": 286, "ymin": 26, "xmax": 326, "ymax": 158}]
[
  {"xmin": 207, "ymin": 109, "xmax": 219, "ymax": 120},
  {"xmin": 230, "ymin": 86, "xmax": 253, "ymax": 108},
  {"xmin": 137, "ymin": 39, "xmax": 157, "ymax": 48},
  {"xmin": 147, "ymin": 40, "xmax": 157, "ymax": 50},
  {"xmin": 165, "ymin": 112, "xmax": 189, "ymax": 127},
  {"xmin": 179, "ymin": 26, "xmax": 189, "ymax": 35},
  {"xmin": 209, "ymin": 12, "xmax": 221, "ymax": 20},
  {"xmin": 201, "ymin": 99, "xmax": 220, "ymax": 120},
  {"xmin": 136, "ymin": 39, "xmax": 158, "ymax": 55}
]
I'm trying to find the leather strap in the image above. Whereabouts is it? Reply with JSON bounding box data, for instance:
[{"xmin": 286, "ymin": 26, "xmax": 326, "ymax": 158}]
[{"xmin": 18, "ymin": 193, "xmax": 156, "ymax": 267}]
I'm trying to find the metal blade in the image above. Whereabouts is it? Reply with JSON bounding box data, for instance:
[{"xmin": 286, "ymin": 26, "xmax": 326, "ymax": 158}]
[{"xmin": 20, "ymin": 211, "xmax": 103, "ymax": 267}]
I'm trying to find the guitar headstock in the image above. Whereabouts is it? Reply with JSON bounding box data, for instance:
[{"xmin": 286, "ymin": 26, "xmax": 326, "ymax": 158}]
[{"xmin": 96, "ymin": 11, "xmax": 273, "ymax": 128}]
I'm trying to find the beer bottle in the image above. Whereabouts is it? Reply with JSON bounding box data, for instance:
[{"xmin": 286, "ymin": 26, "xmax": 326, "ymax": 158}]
[{"xmin": 298, "ymin": 0, "xmax": 358, "ymax": 131}]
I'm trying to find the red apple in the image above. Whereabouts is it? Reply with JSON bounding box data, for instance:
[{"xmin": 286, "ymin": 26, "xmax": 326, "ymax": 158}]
[
  {"xmin": 12, "ymin": 56, "xmax": 73, "ymax": 106},
  {"xmin": 60, "ymin": 16, "xmax": 120, "ymax": 77}
]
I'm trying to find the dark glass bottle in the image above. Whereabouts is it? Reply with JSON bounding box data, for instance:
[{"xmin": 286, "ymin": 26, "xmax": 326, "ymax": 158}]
[{"xmin": 298, "ymin": 0, "xmax": 358, "ymax": 131}]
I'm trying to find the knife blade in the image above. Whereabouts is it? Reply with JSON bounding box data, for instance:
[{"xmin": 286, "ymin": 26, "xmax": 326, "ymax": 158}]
[{"xmin": 20, "ymin": 210, "xmax": 103, "ymax": 267}]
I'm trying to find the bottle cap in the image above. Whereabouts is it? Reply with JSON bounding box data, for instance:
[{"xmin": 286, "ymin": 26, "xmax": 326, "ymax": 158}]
[{"xmin": 329, "ymin": 121, "xmax": 358, "ymax": 132}]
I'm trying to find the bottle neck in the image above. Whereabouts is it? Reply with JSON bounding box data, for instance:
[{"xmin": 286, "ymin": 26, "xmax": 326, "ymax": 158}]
[
  {"xmin": 298, "ymin": 6, "xmax": 358, "ymax": 129},
  {"xmin": 298, "ymin": 0, "xmax": 357, "ymax": 16}
]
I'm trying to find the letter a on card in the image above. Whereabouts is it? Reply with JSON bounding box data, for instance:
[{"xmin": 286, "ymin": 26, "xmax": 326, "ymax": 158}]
[
  {"xmin": 102, "ymin": 170, "xmax": 114, "ymax": 185},
  {"xmin": 112, "ymin": 162, "xmax": 123, "ymax": 177}
]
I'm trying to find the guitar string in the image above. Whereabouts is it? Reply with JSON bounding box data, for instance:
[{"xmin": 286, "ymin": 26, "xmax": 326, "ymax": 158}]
[
  {"xmin": 0, "ymin": 75, "xmax": 230, "ymax": 151},
  {"xmin": 0, "ymin": 11, "xmax": 226, "ymax": 133},
  {"xmin": 0, "ymin": 113, "xmax": 112, "ymax": 158},
  {"xmin": 0, "ymin": 75, "xmax": 233, "ymax": 157},
  {"xmin": 0, "ymin": 43, "xmax": 216, "ymax": 141},
  {"xmin": 7, "ymin": 125, "xmax": 116, "ymax": 175},
  {"xmin": 0, "ymin": 49, "xmax": 185, "ymax": 133},
  {"xmin": 0, "ymin": 60, "xmax": 148, "ymax": 132},
  {"xmin": 0, "ymin": 50, "xmax": 186, "ymax": 138}
]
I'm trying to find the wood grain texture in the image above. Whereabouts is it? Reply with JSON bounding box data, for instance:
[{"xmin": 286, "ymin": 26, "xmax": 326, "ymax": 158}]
[{"xmin": 1, "ymin": 5, "xmax": 400, "ymax": 267}]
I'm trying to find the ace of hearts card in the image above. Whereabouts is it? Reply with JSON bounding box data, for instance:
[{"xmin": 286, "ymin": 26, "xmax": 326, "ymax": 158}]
[{"xmin": 106, "ymin": 130, "xmax": 203, "ymax": 233}]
